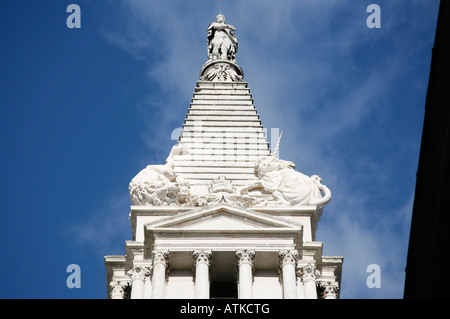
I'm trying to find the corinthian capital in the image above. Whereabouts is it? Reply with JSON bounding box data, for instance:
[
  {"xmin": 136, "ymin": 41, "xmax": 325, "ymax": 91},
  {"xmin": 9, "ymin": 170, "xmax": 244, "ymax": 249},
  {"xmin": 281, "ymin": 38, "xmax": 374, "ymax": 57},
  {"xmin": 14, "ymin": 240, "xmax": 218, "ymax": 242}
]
[
  {"xmin": 279, "ymin": 250, "xmax": 299, "ymax": 268},
  {"xmin": 110, "ymin": 280, "xmax": 130, "ymax": 299},
  {"xmin": 318, "ymin": 281, "xmax": 339, "ymax": 299},
  {"xmin": 236, "ymin": 249, "xmax": 255, "ymax": 267},
  {"xmin": 152, "ymin": 250, "xmax": 170, "ymax": 267},
  {"xmin": 193, "ymin": 249, "xmax": 212, "ymax": 267},
  {"xmin": 127, "ymin": 266, "xmax": 151, "ymax": 282},
  {"xmin": 298, "ymin": 263, "xmax": 320, "ymax": 283}
]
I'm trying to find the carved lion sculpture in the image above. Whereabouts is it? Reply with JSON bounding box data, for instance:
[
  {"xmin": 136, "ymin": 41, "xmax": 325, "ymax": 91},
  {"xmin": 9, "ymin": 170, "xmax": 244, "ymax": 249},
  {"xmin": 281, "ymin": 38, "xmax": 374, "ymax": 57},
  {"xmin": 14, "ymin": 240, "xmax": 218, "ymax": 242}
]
[
  {"xmin": 129, "ymin": 145, "xmax": 190, "ymax": 206},
  {"xmin": 240, "ymin": 156, "xmax": 331, "ymax": 207}
]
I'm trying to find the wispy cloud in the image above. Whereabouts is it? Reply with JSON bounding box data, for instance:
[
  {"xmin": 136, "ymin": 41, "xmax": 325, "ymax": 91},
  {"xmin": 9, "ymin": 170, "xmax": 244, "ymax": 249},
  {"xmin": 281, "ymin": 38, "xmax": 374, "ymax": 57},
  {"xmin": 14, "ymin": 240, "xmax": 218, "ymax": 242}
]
[
  {"xmin": 64, "ymin": 193, "xmax": 131, "ymax": 256},
  {"xmin": 318, "ymin": 181, "xmax": 415, "ymax": 298}
]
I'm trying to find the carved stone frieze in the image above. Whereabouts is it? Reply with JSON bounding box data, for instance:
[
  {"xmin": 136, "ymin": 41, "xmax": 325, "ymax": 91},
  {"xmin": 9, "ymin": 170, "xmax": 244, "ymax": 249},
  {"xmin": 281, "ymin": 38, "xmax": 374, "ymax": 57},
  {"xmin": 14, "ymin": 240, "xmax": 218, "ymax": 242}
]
[
  {"xmin": 200, "ymin": 61, "xmax": 243, "ymax": 82},
  {"xmin": 209, "ymin": 175, "xmax": 235, "ymax": 194}
]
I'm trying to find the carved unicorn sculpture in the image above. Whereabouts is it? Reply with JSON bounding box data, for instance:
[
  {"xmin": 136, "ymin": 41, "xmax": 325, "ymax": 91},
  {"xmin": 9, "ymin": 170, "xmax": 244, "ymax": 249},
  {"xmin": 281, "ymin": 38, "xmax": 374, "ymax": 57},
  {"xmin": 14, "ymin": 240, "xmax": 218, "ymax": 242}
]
[{"xmin": 241, "ymin": 133, "xmax": 331, "ymax": 207}]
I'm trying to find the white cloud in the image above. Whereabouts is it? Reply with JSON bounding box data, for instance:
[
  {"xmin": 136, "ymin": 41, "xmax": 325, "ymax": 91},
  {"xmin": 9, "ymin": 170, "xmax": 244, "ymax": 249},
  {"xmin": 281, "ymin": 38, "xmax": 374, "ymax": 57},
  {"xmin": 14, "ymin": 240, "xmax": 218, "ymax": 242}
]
[
  {"xmin": 317, "ymin": 183, "xmax": 414, "ymax": 298},
  {"xmin": 65, "ymin": 193, "xmax": 131, "ymax": 255}
]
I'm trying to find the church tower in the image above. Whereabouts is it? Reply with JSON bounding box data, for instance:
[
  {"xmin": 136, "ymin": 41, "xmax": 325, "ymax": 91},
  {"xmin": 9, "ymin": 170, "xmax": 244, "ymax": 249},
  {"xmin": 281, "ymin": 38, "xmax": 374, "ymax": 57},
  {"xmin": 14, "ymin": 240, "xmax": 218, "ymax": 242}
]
[{"xmin": 104, "ymin": 13, "xmax": 343, "ymax": 299}]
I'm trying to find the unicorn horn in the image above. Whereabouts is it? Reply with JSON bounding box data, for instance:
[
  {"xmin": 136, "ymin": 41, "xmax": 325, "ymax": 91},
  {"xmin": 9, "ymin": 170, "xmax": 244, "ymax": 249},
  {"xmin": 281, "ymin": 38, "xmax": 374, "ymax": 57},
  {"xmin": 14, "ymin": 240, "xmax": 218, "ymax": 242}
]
[{"xmin": 272, "ymin": 131, "xmax": 283, "ymax": 157}]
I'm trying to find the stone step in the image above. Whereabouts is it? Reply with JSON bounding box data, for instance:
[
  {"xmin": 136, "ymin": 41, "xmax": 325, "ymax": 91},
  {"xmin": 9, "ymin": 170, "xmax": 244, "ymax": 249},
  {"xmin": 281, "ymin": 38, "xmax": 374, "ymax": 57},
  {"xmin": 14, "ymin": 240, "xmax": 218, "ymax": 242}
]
[
  {"xmin": 194, "ymin": 91, "xmax": 252, "ymax": 96},
  {"xmin": 187, "ymin": 110, "xmax": 259, "ymax": 115},
  {"xmin": 179, "ymin": 179, "xmax": 256, "ymax": 186},
  {"xmin": 187, "ymin": 105, "xmax": 257, "ymax": 111},
  {"xmin": 187, "ymin": 109, "xmax": 258, "ymax": 115},
  {"xmin": 178, "ymin": 138, "xmax": 269, "ymax": 145},
  {"xmin": 183, "ymin": 148, "xmax": 270, "ymax": 155},
  {"xmin": 174, "ymin": 154, "xmax": 264, "ymax": 162},
  {"xmin": 194, "ymin": 88, "xmax": 251, "ymax": 95},
  {"xmin": 174, "ymin": 166, "xmax": 255, "ymax": 173},
  {"xmin": 185, "ymin": 115, "xmax": 261, "ymax": 121},
  {"xmin": 181, "ymin": 128, "xmax": 265, "ymax": 134},
  {"xmin": 178, "ymin": 140, "xmax": 269, "ymax": 149},
  {"xmin": 192, "ymin": 94, "xmax": 252, "ymax": 100},
  {"xmin": 196, "ymin": 81, "xmax": 248, "ymax": 89},
  {"xmin": 174, "ymin": 160, "xmax": 256, "ymax": 167},
  {"xmin": 176, "ymin": 147, "xmax": 270, "ymax": 154},
  {"xmin": 191, "ymin": 98, "xmax": 253, "ymax": 104},
  {"xmin": 180, "ymin": 127, "xmax": 266, "ymax": 135},
  {"xmin": 177, "ymin": 173, "xmax": 257, "ymax": 180},
  {"xmin": 190, "ymin": 99, "xmax": 254, "ymax": 106},
  {"xmin": 183, "ymin": 120, "xmax": 262, "ymax": 127},
  {"xmin": 179, "ymin": 131, "xmax": 267, "ymax": 138},
  {"xmin": 178, "ymin": 138, "xmax": 268, "ymax": 145}
]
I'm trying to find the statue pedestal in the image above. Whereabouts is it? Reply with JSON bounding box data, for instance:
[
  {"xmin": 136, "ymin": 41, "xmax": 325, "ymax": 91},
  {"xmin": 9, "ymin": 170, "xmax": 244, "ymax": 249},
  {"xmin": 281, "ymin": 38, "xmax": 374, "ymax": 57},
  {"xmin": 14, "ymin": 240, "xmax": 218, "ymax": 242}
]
[{"xmin": 200, "ymin": 59, "xmax": 244, "ymax": 82}]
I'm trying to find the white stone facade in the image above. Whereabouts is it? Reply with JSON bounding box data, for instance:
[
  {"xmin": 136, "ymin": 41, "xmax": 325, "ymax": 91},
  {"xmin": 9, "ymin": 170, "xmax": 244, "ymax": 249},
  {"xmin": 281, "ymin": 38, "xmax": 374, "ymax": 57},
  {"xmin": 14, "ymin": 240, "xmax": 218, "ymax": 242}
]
[
  {"xmin": 105, "ymin": 203, "xmax": 342, "ymax": 299},
  {"xmin": 104, "ymin": 14, "xmax": 343, "ymax": 299}
]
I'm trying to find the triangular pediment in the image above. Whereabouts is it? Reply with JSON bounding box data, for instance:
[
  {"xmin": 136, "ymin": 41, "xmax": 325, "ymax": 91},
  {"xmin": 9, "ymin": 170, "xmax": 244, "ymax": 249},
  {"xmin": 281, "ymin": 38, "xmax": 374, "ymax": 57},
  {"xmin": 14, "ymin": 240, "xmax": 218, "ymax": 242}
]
[
  {"xmin": 144, "ymin": 204, "xmax": 302, "ymax": 231},
  {"xmin": 183, "ymin": 214, "xmax": 259, "ymax": 230}
]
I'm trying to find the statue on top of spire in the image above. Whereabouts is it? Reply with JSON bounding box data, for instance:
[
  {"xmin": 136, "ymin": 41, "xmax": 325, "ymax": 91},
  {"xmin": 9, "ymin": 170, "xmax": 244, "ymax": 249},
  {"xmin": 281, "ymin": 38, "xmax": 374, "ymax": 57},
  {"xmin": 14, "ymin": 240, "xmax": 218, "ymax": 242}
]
[{"xmin": 207, "ymin": 13, "xmax": 238, "ymax": 61}]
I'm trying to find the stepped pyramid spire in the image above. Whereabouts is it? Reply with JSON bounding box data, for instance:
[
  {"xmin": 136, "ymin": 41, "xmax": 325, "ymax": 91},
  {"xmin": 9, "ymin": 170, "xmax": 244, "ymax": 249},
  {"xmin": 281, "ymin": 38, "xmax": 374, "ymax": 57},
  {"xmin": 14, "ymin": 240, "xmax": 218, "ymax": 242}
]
[
  {"xmin": 105, "ymin": 14, "xmax": 343, "ymax": 300},
  {"xmin": 175, "ymin": 24, "xmax": 270, "ymax": 195},
  {"xmin": 174, "ymin": 78, "xmax": 270, "ymax": 194}
]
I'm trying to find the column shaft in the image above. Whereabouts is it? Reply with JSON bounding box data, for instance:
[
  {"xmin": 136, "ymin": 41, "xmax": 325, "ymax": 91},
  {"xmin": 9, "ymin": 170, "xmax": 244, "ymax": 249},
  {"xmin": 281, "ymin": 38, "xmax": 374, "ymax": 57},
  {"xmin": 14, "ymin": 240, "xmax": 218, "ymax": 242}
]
[
  {"xmin": 144, "ymin": 275, "xmax": 152, "ymax": 299},
  {"xmin": 236, "ymin": 249, "xmax": 255, "ymax": 299},
  {"xmin": 194, "ymin": 250, "xmax": 212, "ymax": 299},
  {"xmin": 300, "ymin": 263, "xmax": 319, "ymax": 299},
  {"xmin": 151, "ymin": 251, "xmax": 169, "ymax": 299},
  {"xmin": 304, "ymin": 279, "xmax": 318, "ymax": 299},
  {"xmin": 130, "ymin": 279, "xmax": 144, "ymax": 299},
  {"xmin": 279, "ymin": 250, "xmax": 298, "ymax": 299},
  {"xmin": 128, "ymin": 267, "xmax": 148, "ymax": 299}
]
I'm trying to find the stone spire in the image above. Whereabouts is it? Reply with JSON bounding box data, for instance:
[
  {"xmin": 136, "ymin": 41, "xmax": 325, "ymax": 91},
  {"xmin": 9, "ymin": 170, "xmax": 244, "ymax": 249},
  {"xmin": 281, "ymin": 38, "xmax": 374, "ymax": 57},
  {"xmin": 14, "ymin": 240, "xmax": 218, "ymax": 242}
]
[
  {"xmin": 106, "ymin": 14, "xmax": 343, "ymax": 300},
  {"xmin": 127, "ymin": 14, "xmax": 332, "ymax": 209}
]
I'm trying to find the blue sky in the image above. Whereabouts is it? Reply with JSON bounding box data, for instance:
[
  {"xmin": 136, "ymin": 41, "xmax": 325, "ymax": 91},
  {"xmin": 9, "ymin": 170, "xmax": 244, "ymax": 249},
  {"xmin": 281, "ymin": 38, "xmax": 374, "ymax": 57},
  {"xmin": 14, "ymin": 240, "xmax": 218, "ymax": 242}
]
[{"xmin": 0, "ymin": 1, "xmax": 440, "ymax": 299}]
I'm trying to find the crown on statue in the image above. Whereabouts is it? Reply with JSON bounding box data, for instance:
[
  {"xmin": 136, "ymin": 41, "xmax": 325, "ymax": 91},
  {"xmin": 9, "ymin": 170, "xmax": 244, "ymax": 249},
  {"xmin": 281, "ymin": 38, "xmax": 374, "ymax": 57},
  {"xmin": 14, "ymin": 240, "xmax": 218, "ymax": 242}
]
[{"xmin": 216, "ymin": 13, "xmax": 226, "ymax": 22}]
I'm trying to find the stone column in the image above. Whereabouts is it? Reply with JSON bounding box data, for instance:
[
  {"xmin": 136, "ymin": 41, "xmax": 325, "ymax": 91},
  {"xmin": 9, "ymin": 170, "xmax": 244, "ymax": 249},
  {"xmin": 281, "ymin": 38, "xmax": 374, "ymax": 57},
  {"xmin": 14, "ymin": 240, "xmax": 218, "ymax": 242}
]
[
  {"xmin": 193, "ymin": 249, "xmax": 212, "ymax": 299},
  {"xmin": 151, "ymin": 250, "xmax": 170, "ymax": 299},
  {"xmin": 296, "ymin": 276, "xmax": 305, "ymax": 299},
  {"xmin": 110, "ymin": 280, "xmax": 128, "ymax": 299},
  {"xmin": 299, "ymin": 263, "xmax": 319, "ymax": 299},
  {"xmin": 279, "ymin": 250, "xmax": 298, "ymax": 299},
  {"xmin": 128, "ymin": 267, "xmax": 150, "ymax": 299},
  {"xmin": 319, "ymin": 281, "xmax": 339, "ymax": 299},
  {"xmin": 143, "ymin": 271, "xmax": 152, "ymax": 299},
  {"xmin": 236, "ymin": 249, "xmax": 255, "ymax": 299}
]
